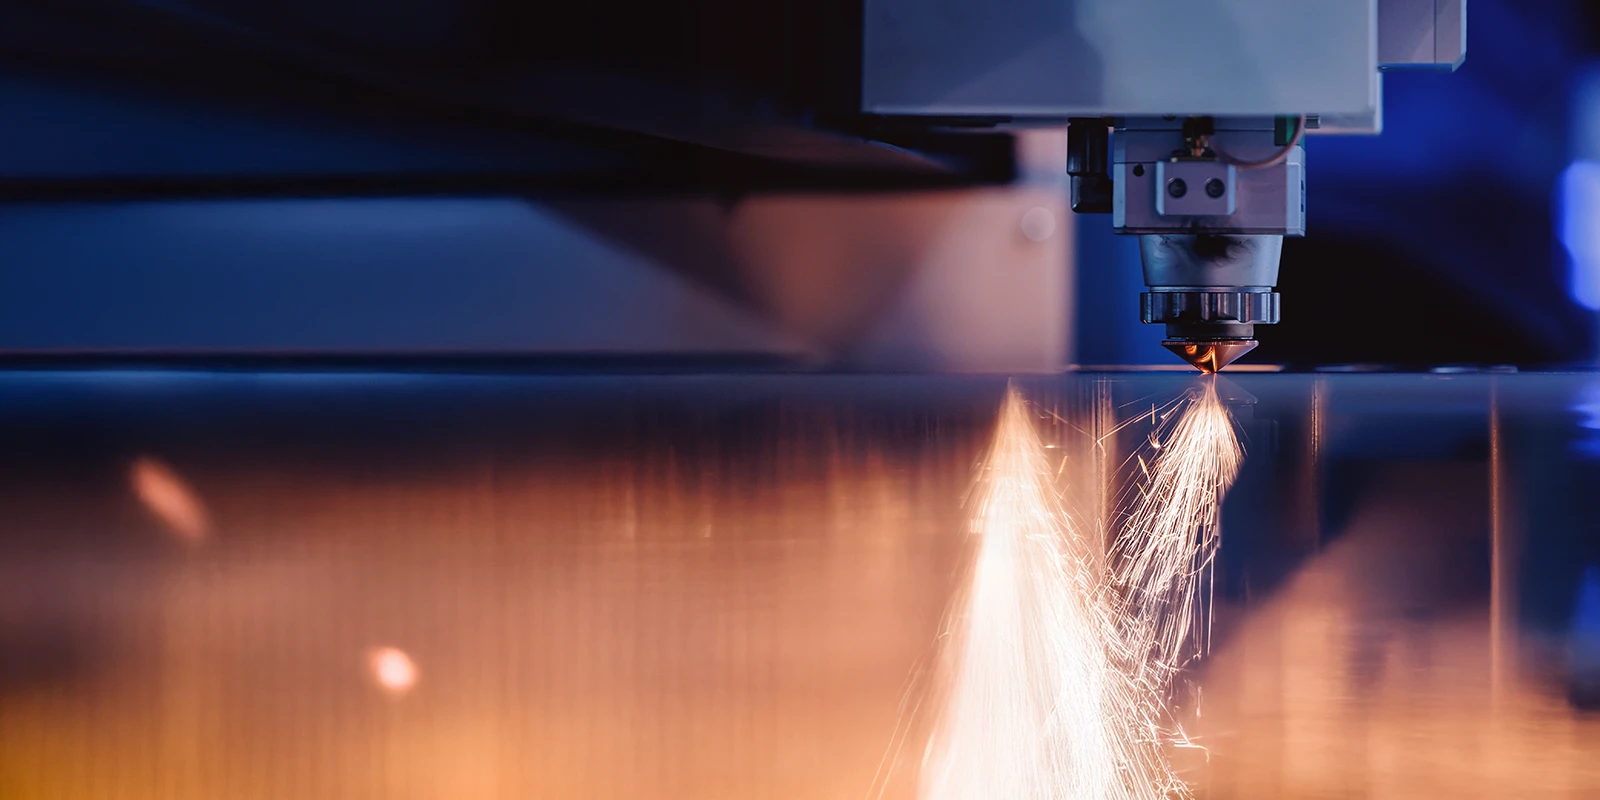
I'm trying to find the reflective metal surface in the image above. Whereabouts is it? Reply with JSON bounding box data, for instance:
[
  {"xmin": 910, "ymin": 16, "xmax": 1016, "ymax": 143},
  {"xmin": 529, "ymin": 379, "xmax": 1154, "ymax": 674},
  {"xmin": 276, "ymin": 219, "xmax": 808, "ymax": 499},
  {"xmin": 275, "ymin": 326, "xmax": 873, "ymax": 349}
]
[{"xmin": 2, "ymin": 370, "xmax": 1599, "ymax": 798}]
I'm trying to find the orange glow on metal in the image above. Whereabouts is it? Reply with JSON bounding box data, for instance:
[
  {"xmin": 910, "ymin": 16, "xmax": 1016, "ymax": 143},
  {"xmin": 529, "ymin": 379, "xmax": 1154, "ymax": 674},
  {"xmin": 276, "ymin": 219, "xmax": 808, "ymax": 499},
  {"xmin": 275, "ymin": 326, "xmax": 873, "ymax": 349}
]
[
  {"xmin": 369, "ymin": 647, "xmax": 418, "ymax": 694},
  {"xmin": 130, "ymin": 456, "xmax": 212, "ymax": 543}
]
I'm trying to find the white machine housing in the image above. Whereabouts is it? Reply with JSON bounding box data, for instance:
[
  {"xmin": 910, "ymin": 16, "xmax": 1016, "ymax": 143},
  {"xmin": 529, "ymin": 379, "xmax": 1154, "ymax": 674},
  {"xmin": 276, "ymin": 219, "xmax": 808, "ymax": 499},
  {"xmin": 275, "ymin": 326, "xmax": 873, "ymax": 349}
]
[{"xmin": 863, "ymin": 0, "xmax": 1466, "ymax": 133}]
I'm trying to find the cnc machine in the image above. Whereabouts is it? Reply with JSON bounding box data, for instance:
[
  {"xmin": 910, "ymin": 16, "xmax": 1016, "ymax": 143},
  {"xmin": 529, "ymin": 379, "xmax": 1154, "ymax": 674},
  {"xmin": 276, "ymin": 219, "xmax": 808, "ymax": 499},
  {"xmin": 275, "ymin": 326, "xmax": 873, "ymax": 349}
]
[
  {"xmin": 0, "ymin": 0, "xmax": 1467, "ymax": 371},
  {"xmin": 858, "ymin": 0, "xmax": 1466, "ymax": 369}
]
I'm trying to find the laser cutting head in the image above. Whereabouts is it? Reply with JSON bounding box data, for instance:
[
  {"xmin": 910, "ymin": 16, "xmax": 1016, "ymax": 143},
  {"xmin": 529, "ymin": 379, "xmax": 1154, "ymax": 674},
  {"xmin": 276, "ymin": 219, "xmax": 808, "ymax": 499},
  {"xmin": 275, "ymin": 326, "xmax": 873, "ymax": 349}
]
[
  {"xmin": 1139, "ymin": 233, "xmax": 1282, "ymax": 372},
  {"xmin": 1070, "ymin": 117, "xmax": 1301, "ymax": 371}
]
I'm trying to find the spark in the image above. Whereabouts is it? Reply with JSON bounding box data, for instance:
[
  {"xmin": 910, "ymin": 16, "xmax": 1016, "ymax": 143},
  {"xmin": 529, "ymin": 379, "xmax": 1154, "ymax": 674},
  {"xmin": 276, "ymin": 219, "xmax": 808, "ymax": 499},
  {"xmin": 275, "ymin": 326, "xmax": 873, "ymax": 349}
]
[
  {"xmin": 1105, "ymin": 380, "xmax": 1242, "ymax": 770},
  {"xmin": 916, "ymin": 388, "xmax": 1178, "ymax": 800},
  {"xmin": 888, "ymin": 381, "xmax": 1242, "ymax": 800},
  {"xmin": 1109, "ymin": 382, "xmax": 1240, "ymax": 677}
]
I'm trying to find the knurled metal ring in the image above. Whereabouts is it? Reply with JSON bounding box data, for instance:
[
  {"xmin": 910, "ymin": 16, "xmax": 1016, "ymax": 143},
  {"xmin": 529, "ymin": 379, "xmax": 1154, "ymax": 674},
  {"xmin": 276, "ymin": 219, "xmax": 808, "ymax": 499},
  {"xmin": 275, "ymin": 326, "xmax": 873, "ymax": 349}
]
[{"xmin": 1141, "ymin": 291, "xmax": 1279, "ymax": 325}]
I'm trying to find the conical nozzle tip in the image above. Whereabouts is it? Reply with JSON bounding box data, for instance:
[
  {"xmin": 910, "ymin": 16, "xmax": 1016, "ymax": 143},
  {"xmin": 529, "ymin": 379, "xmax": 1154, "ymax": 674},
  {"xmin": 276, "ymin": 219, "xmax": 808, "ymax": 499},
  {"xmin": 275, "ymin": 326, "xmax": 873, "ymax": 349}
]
[{"xmin": 1162, "ymin": 339, "xmax": 1258, "ymax": 372}]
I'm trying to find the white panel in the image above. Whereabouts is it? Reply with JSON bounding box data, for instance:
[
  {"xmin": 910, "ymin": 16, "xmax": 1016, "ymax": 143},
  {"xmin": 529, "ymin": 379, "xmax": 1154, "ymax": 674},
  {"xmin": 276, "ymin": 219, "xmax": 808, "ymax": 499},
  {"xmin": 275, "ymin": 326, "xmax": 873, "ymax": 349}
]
[
  {"xmin": 1379, "ymin": 0, "xmax": 1437, "ymax": 64},
  {"xmin": 863, "ymin": 0, "xmax": 1378, "ymax": 117},
  {"xmin": 1378, "ymin": 0, "xmax": 1467, "ymax": 70},
  {"xmin": 1437, "ymin": 0, "xmax": 1467, "ymax": 69}
]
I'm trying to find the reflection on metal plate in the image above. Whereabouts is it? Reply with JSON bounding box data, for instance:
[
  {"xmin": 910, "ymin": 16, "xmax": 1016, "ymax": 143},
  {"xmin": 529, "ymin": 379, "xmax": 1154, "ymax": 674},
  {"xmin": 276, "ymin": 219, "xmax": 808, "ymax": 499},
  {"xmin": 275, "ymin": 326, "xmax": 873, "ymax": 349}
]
[{"xmin": 0, "ymin": 371, "xmax": 1598, "ymax": 798}]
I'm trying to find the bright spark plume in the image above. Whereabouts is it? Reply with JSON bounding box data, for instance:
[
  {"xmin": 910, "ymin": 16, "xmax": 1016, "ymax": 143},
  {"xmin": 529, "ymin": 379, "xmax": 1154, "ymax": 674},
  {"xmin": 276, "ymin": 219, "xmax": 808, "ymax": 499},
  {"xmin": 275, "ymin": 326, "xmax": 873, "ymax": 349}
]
[
  {"xmin": 1105, "ymin": 381, "xmax": 1243, "ymax": 774},
  {"xmin": 899, "ymin": 381, "xmax": 1241, "ymax": 800},
  {"xmin": 916, "ymin": 388, "xmax": 1176, "ymax": 800}
]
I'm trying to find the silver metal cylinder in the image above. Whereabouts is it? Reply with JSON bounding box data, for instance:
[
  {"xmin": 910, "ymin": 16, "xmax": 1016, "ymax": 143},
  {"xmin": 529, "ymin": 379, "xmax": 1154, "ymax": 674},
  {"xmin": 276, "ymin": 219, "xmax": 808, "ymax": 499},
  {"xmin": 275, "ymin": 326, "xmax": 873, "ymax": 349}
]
[
  {"xmin": 1139, "ymin": 233, "xmax": 1282, "ymax": 339},
  {"xmin": 1139, "ymin": 233, "xmax": 1282, "ymax": 290}
]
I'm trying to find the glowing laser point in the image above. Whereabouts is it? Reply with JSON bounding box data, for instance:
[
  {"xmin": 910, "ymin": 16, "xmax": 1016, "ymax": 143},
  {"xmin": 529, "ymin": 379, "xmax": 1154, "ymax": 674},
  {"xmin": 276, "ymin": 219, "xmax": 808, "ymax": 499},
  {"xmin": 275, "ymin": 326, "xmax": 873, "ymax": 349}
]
[{"xmin": 918, "ymin": 388, "xmax": 1176, "ymax": 800}]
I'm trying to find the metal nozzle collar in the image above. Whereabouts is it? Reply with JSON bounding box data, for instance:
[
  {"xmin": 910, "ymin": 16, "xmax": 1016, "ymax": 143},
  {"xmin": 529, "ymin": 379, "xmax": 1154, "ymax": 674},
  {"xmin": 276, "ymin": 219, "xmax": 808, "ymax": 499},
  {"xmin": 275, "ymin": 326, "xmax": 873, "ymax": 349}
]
[
  {"xmin": 1140, "ymin": 290, "xmax": 1279, "ymax": 326},
  {"xmin": 1136, "ymin": 233, "xmax": 1284, "ymax": 372}
]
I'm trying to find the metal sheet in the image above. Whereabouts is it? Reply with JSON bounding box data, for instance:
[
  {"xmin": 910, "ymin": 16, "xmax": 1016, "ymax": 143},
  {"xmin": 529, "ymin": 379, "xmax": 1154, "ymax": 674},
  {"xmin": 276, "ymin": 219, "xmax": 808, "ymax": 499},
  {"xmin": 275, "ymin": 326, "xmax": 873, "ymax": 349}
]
[{"xmin": 0, "ymin": 370, "xmax": 1597, "ymax": 798}]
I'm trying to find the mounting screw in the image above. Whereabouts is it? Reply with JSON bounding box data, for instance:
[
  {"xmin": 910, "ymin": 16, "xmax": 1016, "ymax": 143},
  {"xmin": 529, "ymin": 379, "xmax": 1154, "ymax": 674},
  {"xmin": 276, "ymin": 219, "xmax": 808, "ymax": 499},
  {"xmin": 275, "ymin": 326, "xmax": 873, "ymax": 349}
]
[
  {"xmin": 1205, "ymin": 178, "xmax": 1226, "ymax": 198},
  {"xmin": 1167, "ymin": 178, "xmax": 1188, "ymax": 199}
]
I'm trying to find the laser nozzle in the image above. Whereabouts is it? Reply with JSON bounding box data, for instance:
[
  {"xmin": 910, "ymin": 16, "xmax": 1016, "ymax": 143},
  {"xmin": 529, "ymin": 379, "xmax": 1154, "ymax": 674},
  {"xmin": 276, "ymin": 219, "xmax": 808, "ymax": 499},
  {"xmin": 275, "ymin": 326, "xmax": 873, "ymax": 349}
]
[{"xmin": 1162, "ymin": 339, "xmax": 1258, "ymax": 373}]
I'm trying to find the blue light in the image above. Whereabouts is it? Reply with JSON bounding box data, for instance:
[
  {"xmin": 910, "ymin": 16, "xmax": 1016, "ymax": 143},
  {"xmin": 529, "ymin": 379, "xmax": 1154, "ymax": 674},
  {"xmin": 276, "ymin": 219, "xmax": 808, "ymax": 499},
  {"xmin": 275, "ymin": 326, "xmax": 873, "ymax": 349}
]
[
  {"xmin": 1573, "ymin": 380, "xmax": 1600, "ymax": 458},
  {"xmin": 1580, "ymin": 381, "xmax": 1600, "ymax": 430},
  {"xmin": 1574, "ymin": 566, "xmax": 1600, "ymax": 654},
  {"xmin": 1560, "ymin": 160, "xmax": 1600, "ymax": 310}
]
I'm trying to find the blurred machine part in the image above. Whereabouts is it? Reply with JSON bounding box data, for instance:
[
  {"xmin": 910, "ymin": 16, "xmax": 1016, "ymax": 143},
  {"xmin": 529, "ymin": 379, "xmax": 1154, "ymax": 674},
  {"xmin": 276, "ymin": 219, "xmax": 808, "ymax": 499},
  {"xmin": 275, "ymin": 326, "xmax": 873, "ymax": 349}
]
[{"xmin": 1563, "ymin": 65, "xmax": 1600, "ymax": 350}]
